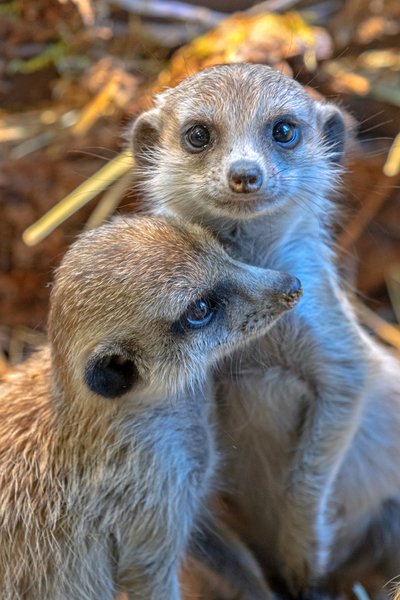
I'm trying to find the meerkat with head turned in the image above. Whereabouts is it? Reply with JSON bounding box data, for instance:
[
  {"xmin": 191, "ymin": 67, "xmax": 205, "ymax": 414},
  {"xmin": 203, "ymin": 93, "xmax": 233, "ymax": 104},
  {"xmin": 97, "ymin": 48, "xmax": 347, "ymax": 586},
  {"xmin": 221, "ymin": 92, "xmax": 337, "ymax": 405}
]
[
  {"xmin": 130, "ymin": 63, "xmax": 400, "ymax": 598},
  {"xmin": 0, "ymin": 214, "xmax": 301, "ymax": 600}
]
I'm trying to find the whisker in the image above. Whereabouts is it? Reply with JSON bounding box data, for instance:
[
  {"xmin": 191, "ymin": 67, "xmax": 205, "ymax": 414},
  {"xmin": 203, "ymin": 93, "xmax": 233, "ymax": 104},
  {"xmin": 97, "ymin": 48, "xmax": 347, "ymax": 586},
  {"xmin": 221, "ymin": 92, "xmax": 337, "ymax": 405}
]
[
  {"xmin": 355, "ymin": 109, "xmax": 386, "ymax": 127},
  {"xmin": 358, "ymin": 119, "xmax": 393, "ymax": 135}
]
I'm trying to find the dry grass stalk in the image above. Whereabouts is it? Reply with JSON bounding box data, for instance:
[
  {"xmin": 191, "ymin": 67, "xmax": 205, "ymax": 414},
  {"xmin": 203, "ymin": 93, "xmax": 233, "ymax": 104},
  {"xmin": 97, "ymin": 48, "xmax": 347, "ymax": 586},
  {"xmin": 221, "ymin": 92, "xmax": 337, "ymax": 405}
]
[
  {"xmin": 22, "ymin": 149, "xmax": 133, "ymax": 246},
  {"xmin": 338, "ymin": 173, "xmax": 400, "ymax": 256},
  {"xmin": 384, "ymin": 132, "xmax": 400, "ymax": 177},
  {"xmin": 84, "ymin": 171, "xmax": 133, "ymax": 230},
  {"xmin": 355, "ymin": 300, "xmax": 400, "ymax": 351}
]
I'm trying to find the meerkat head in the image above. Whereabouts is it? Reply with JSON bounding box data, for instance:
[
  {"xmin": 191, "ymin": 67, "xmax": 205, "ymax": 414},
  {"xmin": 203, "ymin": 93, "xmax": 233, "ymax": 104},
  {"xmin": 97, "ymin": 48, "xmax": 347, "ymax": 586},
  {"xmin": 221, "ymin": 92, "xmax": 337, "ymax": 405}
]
[
  {"xmin": 131, "ymin": 63, "xmax": 346, "ymax": 221},
  {"xmin": 49, "ymin": 216, "xmax": 301, "ymax": 404}
]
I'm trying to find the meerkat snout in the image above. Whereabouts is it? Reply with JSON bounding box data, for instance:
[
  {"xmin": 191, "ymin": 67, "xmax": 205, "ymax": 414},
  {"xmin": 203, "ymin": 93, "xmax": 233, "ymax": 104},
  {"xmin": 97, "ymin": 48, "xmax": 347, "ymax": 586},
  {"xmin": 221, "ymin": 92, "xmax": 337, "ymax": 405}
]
[
  {"xmin": 228, "ymin": 160, "xmax": 263, "ymax": 194},
  {"xmin": 282, "ymin": 275, "xmax": 302, "ymax": 303},
  {"xmin": 247, "ymin": 270, "xmax": 302, "ymax": 307},
  {"xmin": 264, "ymin": 273, "xmax": 302, "ymax": 309}
]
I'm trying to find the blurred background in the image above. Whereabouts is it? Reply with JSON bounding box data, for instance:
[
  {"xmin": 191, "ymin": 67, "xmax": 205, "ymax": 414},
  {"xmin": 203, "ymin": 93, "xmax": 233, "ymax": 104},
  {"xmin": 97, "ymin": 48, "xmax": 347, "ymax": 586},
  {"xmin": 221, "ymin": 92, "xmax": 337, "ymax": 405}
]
[{"xmin": 0, "ymin": 0, "xmax": 399, "ymax": 367}]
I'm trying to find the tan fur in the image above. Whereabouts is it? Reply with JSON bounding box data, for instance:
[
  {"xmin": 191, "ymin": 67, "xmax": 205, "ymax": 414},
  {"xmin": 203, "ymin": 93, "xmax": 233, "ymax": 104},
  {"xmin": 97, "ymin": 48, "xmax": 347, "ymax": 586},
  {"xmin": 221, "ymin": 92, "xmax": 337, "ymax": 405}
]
[{"xmin": 0, "ymin": 215, "xmax": 300, "ymax": 599}]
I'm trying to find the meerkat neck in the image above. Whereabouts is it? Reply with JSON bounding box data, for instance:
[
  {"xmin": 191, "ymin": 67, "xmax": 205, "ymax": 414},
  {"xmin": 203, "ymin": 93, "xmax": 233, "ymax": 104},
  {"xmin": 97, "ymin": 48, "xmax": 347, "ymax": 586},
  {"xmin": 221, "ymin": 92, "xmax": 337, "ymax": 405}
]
[{"xmin": 164, "ymin": 193, "xmax": 334, "ymax": 270}]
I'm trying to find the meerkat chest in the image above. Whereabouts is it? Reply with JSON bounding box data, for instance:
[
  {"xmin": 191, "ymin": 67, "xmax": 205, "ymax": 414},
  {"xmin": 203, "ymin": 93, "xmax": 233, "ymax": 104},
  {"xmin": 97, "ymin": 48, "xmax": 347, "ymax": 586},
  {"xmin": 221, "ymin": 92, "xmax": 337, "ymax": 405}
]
[{"xmin": 215, "ymin": 215, "xmax": 326, "ymax": 402}]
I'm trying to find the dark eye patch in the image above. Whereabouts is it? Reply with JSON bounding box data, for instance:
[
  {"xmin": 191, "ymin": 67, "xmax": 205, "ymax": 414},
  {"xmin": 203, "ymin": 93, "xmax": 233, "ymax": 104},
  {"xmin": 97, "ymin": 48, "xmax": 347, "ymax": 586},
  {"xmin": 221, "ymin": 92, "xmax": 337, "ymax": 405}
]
[
  {"xmin": 171, "ymin": 284, "xmax": 231, "ymax": 335},
  {"xmin": 272, "ymin": 121, "xmax": 299, "ymax": 147},
  {"xmin": 180, "ymin": 121, "xmax": 213, "ymax": 154},
  {"xmin": 172, "ymin": 296, "xmax": 218, "ymax": 334},
  {"xmin": 186, "ymin": 125, "xmax": 210, "ymax": 149},
  {"xmin": 182, "ymin": 297, "xmax": 218, "ymax": 331}
]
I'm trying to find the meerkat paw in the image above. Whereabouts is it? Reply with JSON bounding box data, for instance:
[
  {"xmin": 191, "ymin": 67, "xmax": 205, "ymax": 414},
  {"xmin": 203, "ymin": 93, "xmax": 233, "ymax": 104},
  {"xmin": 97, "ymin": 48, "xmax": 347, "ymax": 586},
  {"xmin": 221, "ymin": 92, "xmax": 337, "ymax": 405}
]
[{"xmin": 276, "ymin": 525, "xmax": 316, "ymax": 597}]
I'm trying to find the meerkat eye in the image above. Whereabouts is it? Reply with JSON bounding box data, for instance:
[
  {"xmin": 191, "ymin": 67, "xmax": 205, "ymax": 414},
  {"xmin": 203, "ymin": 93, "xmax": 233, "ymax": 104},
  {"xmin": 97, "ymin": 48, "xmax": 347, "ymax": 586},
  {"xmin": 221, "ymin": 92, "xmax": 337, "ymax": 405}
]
[
  {"xmin": 185, "ymin": 125, "xmax": 211, "ymax": 151},
  {"xmin": 185, "ymin": 298, "xmax": 216, "ymax": 329},
  {"xmin": 173, "ymin": 297, "xmax": 218, "ymax": 333},
  {"xmin": 272, "ymin": 121, "xmax": 299, "ymax": 147}
]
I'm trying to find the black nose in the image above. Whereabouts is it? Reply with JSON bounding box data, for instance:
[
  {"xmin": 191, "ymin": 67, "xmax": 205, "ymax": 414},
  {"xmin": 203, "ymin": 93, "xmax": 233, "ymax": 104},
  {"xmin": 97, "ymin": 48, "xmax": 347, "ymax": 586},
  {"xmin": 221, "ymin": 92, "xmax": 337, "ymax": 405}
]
[
  {"xmin": 274, "ymin": 275, "xmax": 302, "ymax": 309},
  {"xmin": 228, "ymin": 161, "xmax": 263, "ymax": 194},
  {"xmin": 285, "ymin": 277, "xmax": 302, "ymax": 300}
]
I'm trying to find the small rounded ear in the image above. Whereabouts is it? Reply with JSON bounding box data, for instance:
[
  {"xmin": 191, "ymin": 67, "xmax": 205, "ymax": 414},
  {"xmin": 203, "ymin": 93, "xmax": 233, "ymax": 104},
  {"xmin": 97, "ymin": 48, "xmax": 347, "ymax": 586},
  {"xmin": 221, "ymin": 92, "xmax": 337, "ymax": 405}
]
[
  {"xmin": 130, "ymin": 108, "xmax": 162, "ymax": 166},
  {"xmin": 84, "ymin": 348, "xmax": 139, "ymax": 399},
  {"xmin": 317, "ymin": 103, "xmax": 346, "ymax": 163}
]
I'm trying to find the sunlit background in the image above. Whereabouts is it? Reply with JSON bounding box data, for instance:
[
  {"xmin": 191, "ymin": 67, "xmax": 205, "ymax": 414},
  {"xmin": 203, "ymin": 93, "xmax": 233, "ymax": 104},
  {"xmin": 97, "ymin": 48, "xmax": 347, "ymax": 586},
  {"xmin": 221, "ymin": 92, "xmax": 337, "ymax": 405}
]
[{"xmin": 0, "ymin": 0, "xmax": 399, "ymax": 367}]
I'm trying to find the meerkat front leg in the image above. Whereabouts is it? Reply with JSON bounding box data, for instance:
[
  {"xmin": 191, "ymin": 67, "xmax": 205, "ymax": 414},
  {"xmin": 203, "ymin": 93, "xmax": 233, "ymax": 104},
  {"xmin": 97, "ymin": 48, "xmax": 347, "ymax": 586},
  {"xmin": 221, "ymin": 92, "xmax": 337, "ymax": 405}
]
[
  {"xmin": 277, "ymin": 290, "xmax": 369, "ymax": 594},
  {"xmin": 189, "ymin": 514, "xmax": 274, "ymax": 600},
  {"xmin": 116, "ymin": 513, "xmax": 184, "ymax": 600},
  {"xmin": 121, "ymin": 571, "xmax": 181, "ymax": 600}
]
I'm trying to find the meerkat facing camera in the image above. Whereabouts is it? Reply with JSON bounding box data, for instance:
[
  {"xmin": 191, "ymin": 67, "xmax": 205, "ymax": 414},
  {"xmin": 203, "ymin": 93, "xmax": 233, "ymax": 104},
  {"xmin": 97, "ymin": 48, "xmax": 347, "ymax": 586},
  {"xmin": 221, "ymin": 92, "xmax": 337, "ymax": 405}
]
[
  {"xmin": 130, "ymin": 63, "xmax": 400, "ymax": 598},
  {"xmin": 0, "ymin": 215, "xmax": 301, "ymax": 600}
]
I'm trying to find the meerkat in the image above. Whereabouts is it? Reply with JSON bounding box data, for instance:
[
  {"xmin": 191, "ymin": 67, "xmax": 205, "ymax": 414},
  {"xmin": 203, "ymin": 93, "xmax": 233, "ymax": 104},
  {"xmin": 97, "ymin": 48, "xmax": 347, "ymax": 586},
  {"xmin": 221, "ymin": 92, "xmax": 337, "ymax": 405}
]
[
  {"xmin": 0, "ymin": 214, "xmax": 301, "ymax": 600},
  {"xmin": 130, "ymin": 63, "xmax": 400, "ymax": 598}
]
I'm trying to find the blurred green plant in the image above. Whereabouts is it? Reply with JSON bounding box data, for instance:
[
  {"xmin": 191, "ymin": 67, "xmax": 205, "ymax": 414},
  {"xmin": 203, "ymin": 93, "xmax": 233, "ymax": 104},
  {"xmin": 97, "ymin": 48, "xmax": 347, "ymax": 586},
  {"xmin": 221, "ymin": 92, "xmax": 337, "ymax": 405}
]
[
  {"xmin": 7, "ymin": 41, "xmax": 68, "ymax": 75},
  {"xmin": 0, "ymin": 1, "xmax": 20, "ymax": 17}
]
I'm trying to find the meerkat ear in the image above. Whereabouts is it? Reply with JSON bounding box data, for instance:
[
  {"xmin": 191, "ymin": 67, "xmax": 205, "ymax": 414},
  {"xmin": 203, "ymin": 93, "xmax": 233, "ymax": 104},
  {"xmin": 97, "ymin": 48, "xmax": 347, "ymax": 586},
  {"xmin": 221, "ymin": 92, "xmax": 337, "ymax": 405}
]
[
  {"xmin": 316, "ymin": 103, "xmax": 346, "ymax": 163},
  {"xmin": 130, "ymin": 108, "xmax": 162, "ymax": 165},
  {"xmin": 84, "ymin": 344, "xmax": 140, "ymax": 399}
]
